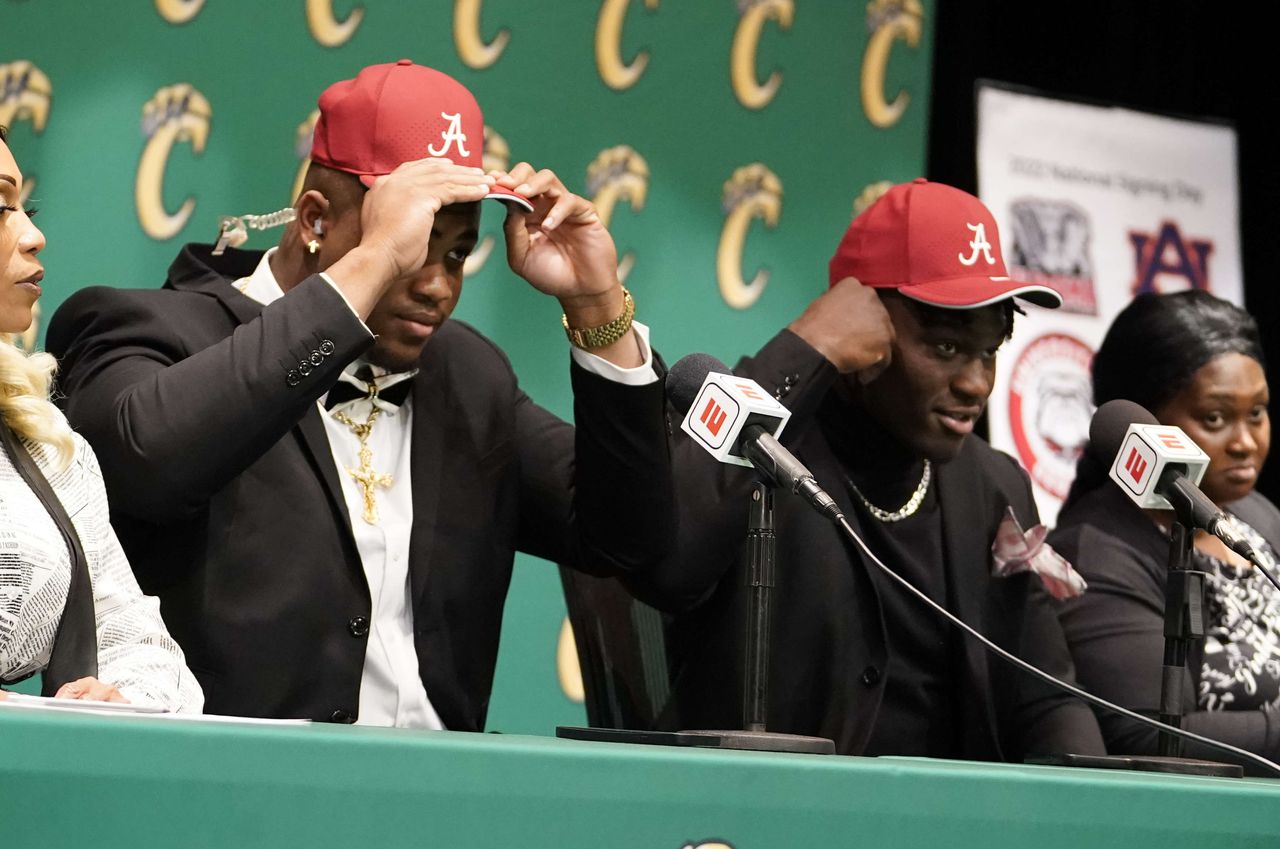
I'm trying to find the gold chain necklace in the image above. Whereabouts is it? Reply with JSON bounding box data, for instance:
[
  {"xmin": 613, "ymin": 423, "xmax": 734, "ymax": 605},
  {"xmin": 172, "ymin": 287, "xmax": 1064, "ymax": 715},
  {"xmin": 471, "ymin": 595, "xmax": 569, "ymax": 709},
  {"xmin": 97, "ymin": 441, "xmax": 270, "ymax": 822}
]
[{"xmin": 331, "ymin": 382, "xmax": 393, "ymax": 525}]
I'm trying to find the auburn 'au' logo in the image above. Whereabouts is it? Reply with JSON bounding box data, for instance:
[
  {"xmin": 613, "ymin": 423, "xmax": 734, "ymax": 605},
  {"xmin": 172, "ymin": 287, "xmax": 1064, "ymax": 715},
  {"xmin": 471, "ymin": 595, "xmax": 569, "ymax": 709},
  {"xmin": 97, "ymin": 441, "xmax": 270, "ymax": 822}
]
[
  {"xmin": 861, "ymin": 0, "xmax": 923, "ymax": 128},
  {"xmin": 717, "ymin": 163, "xmax": 782, "ymax": 310},
  {"xmin": 596, "ymin": 0, "xmax": 661, "ymax": 91},
  {"xmin": 135, "ymin": 83, "xmax": 211, "ymax": 241},
  {"xmin": 462, "ymin": 126, "xmax": 512, "ymax": 275},
  {"xmin": 731, "ymin": 0, "xmax": 793, "ymax": 110},
  {"xmin": 454, "ymin": 0, "xmax": 510, "ymax": 69},
  {"xmin": 154, "ymin": 0, "xmax": 205, "ymax": 24},
  {"xmin": 0, "ymin": 61, "xmax": 51, "ymax": 205},
  {"xmin": 307, "ymin": 0, "xmax": 364, "ymax": 47},
  {"xmin": 587, "ymin": 145, "xmax": 649, "ymax": 283}
]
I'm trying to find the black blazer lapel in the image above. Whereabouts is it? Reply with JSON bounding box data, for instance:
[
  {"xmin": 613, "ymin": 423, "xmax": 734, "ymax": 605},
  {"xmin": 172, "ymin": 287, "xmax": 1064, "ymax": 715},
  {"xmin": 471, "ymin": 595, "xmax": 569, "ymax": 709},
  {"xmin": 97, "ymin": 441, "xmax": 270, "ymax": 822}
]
[
  {"xmin": 935, "ymin": 452, "xmax": 1003, "ymax": 759},
  {"xmin": 295, "ymin": 406, "xmax": 359, "ymax": 542},
  {"xmin": 407, "ymin": 354, "xmax": 447, "ymax": 608}
]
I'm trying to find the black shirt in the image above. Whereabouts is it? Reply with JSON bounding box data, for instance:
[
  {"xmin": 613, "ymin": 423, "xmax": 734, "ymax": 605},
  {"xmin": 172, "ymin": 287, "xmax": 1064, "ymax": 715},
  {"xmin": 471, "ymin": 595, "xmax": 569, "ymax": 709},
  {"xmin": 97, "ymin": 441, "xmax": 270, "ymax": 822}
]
[{"xmin": 821, "ymin": 393, "xmax": 960, "ymax": 757}]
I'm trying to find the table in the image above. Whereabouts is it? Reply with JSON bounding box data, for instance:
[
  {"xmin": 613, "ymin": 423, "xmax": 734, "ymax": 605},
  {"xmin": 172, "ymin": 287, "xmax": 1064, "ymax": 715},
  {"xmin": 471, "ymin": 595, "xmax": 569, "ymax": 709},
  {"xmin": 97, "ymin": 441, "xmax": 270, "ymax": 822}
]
[{"xmin": 2, "ymin": 706, "xmax": 1278, "ymax": 848}]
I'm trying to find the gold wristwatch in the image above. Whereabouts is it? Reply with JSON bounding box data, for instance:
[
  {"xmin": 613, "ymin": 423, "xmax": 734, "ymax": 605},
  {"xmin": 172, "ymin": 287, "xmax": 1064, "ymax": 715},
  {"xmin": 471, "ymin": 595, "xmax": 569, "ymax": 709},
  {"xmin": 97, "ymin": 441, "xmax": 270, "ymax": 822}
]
[{"xmin": 562, "ymin": 287, "xmax": 635, "ymax": 350}]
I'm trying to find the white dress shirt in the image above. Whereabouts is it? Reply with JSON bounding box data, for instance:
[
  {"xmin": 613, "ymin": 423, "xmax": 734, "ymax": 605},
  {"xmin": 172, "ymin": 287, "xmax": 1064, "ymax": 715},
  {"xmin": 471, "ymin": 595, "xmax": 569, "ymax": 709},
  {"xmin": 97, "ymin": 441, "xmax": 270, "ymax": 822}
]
[{"xmin": 234, "ymin": 249, "xmax": 654, "ymax": 727}]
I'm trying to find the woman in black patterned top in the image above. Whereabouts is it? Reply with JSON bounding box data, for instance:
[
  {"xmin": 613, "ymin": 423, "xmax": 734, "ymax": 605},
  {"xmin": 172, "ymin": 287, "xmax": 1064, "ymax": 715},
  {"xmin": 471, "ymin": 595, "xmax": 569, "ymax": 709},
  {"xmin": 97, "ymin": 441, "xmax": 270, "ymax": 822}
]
[{"xmin": 1050, "ymin": 290, "xmax": 1280, "ymax": 769}]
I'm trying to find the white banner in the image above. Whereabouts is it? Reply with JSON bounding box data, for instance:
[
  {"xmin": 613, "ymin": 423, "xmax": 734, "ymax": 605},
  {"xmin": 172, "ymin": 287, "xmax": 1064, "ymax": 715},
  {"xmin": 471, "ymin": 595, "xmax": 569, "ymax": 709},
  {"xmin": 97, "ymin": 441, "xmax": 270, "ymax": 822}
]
[{"xmin": 978, "ymin": 84, "xmax": 1242, "ymax": 524}]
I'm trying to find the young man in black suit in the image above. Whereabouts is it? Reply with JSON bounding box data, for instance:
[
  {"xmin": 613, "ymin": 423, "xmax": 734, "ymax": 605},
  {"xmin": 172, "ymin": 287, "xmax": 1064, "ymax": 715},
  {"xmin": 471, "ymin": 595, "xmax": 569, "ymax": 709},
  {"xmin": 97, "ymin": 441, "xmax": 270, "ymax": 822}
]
[
  {"xmin": 47, "ymin": 61, "xmax": 671, "ymax": 728},
  {"xmin": 634, "ymin": 179, "xmax": 1105, "ymax": 760}
]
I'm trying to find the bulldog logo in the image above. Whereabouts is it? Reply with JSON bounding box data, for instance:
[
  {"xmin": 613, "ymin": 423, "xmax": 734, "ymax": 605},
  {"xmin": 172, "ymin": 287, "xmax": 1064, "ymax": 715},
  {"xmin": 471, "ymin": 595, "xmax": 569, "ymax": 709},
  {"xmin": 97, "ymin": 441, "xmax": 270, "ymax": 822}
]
[
  {"xmin": 861, "ymin": 0, "xmax": 923, "ymax": 128},
  {"xmin": 454, "ymin": 0, "xmax": 510, "ymax": 69},
  {"xmin": 596, "ymin": 0, "xmax": 661, "ymax": 91},
  {"xmin": 307, "ymin": 0, "xmax": 364, "ymax": 48},
  {"xmin": 291, "ymin": 109, "xmax": 320, "ymax": 204},
  {"xmin": 0, "ymin": 61, "xmax": 51, "ymax": 205},
  {"xmin": 154, "ymin": 0, "xmax": 205, "ymax": 24},
  {"xmin": 135, "ymin": 83, "xmax": 211, "ymax": 241},
  {"xmin": 587, "ymin": 145, "xmax": 649, "ymax": 282},
  {"xmin": 717, "ymin": 163, "xmax": 782, "ymax": 310},
  {"xmin": 731, "ymin": 0, "xmax": 794, "ymax": 110},
  {"xmin": 462, "ymin": 126, "xmax": 512, "ymax": 275}
]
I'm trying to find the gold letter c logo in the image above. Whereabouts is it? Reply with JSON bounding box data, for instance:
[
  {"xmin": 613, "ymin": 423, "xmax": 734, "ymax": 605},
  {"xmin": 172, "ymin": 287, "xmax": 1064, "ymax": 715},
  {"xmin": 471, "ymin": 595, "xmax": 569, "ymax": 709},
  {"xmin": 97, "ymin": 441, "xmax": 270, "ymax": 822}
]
[
  {"xmin": 135, "ymin": 84, "xmax": 211, "ymax": 241},
  {"xmin": 454, "ymin": 0, "xmax": 510, "ymax": 69},
  {"xmin": 587, "ymin": 145, "xmax": 649, "ymax": 282},
  {"xmin": 596, "ymin": 0, "xmax": 660, "ymax": 91},
  {"xmin": 154, "ymin": 0, "xmax": 205, "ymax": 24},
  {"xmin": 306, "ymin": 0, "xmax": 364, "ymax": 48},
  {"xmin": 860, "ymin": 0, "xmax": 924, "ymax": 128},
  {"xmin": 731, "ymin": 0, "xmax": 794, "ymax": 110},
  {"xmin": 717, "ymin": 164, "xmax": 783, "ymax": 310}
]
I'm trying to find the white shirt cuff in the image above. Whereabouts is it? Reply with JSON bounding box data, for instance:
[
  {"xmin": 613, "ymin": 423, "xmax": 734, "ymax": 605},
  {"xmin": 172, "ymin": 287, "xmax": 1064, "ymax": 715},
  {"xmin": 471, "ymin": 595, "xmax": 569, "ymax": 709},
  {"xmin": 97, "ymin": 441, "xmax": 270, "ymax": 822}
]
[
  {"xmin": 319, "ymin": 271, "xmax": 374, "ymax": 337},
  {"xmin": 569, "ymin": 321, "xmax": 658, "ymax": 386}
]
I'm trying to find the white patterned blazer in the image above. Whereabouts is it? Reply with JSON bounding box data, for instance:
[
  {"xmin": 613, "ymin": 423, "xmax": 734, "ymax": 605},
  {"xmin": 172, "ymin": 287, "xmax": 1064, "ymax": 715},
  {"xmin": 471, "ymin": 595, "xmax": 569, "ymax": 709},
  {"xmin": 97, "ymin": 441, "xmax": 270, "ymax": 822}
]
[{"xmin": 1, "ymin": 428, "xmax": 202, "ymax": 711}]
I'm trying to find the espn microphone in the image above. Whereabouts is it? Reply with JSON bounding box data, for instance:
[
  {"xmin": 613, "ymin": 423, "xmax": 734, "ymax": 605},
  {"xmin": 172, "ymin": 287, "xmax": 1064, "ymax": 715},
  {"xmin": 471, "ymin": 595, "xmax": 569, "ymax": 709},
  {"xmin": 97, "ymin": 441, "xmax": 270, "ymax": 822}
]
[
  {"xmin": 1095, "ymin": 399, "xmax": 1261, "ymax": 564},
  {"xmin": 666, "ymin": 354, "xmax": 843, "ymax": 521}
]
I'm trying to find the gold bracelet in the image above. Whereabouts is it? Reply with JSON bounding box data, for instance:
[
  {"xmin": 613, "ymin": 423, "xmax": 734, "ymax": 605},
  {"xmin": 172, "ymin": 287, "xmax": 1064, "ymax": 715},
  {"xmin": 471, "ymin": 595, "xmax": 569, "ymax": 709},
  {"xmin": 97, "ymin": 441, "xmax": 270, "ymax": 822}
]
[{"xmin": 562, "ymin": 287, "xmax": 635, "ymax": 350}]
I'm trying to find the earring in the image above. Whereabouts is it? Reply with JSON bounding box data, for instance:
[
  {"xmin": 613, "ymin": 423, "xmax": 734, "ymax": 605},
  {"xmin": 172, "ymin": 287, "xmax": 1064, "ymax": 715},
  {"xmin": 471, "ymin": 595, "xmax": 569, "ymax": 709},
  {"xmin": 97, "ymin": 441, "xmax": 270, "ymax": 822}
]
[{"xmin": 307, "ymin": 239, "xmax": 320, "ymax": 255}]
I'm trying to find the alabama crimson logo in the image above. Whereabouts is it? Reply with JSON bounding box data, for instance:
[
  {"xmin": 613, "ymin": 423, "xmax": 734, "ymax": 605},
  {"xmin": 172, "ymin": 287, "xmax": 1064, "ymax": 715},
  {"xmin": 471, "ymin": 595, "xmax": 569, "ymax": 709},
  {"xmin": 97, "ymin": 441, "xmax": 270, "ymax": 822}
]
[
  {"xmin": 1008, "ymin": 334, "xmax": 1094, "ymax": 500},
  {"xmin": 1006, "ymin": 198, "xmax": 1097, "ymax": 315}
]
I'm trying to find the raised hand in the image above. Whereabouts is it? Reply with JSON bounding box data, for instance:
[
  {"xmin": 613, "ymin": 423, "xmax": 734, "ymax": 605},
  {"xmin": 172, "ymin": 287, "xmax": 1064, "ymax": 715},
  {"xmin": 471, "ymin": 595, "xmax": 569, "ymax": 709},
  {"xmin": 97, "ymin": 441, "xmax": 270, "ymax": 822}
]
[{"xmin": 788, "ymin": 277, "xmax": 896, "ymax": 380}]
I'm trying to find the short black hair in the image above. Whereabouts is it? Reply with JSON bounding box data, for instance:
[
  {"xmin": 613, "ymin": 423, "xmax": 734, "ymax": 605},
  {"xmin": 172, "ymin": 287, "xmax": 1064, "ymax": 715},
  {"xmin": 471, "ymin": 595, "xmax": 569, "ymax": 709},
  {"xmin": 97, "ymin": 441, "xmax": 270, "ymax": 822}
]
[
  {"xmin": 0, "ymin": 125, "xmax": 8, "ymax": 142},
  {"xmin": 1092, "ymin": 289, "xmax": 1265, "ymax": 415}
]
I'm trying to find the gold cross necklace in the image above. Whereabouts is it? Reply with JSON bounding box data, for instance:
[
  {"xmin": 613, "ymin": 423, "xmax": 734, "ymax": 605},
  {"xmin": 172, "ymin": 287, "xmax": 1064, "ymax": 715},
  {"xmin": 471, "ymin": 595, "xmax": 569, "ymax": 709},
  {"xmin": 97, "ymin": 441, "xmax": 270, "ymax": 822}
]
[{"xmin": 331, "ymin": 381, "xmax": 394, "ymax": 525}]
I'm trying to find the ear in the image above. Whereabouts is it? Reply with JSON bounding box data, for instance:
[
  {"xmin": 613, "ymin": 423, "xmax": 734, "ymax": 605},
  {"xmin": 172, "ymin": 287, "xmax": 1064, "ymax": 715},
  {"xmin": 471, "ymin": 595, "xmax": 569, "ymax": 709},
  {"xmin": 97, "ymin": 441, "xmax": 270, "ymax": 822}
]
[{"xmin": 295, "ymin": 189, "xmax": 330, "ymax": 251}]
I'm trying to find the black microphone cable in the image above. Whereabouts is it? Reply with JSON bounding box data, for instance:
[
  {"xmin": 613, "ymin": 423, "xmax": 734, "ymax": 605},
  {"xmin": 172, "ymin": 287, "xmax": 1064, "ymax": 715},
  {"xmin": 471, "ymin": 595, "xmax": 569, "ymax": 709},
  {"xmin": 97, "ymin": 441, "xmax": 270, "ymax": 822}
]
[{"xmin": 828, "ymin": 512, "xmax": 1280, "ymax": 778}]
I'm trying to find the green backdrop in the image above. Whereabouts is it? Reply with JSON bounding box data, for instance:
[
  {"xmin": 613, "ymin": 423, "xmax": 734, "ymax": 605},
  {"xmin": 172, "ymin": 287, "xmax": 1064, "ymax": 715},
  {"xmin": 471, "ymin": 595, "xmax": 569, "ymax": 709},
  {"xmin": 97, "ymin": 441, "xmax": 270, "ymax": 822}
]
[{"xmin": 2, "ymin": 0, "xmax": 933, "ymax": 732}]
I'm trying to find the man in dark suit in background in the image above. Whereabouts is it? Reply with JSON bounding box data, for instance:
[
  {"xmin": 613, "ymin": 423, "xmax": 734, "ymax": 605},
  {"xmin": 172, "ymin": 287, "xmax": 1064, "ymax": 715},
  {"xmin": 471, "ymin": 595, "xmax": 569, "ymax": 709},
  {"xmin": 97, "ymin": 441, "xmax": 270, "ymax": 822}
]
[
  {"xmin": 632, "ymin": 179, "xmax": 1105, "ymax": 760},
  {"xmin": 48, "ymin": 60, "xmax": 671, "ymax": 728}
]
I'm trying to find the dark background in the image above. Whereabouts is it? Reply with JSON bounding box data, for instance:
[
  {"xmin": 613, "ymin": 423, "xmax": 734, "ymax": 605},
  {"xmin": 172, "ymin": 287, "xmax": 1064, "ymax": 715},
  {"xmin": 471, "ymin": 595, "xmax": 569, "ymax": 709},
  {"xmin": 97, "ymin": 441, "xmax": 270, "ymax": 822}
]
[{"xmin": 926, "ymin": 0, "xmax": 1278, "ymax": 502}]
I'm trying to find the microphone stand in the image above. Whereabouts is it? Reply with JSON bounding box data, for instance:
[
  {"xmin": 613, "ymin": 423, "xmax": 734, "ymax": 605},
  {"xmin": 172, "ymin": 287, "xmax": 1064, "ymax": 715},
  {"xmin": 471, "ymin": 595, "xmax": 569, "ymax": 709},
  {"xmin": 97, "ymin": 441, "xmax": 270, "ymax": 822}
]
[
  {"xmin": 676, "ymin": 481, "xmax": 835, "ymax": 754},
  {"xmin": 1159, "ymin": 519, "xmax": 1204, "ymax": 757}
]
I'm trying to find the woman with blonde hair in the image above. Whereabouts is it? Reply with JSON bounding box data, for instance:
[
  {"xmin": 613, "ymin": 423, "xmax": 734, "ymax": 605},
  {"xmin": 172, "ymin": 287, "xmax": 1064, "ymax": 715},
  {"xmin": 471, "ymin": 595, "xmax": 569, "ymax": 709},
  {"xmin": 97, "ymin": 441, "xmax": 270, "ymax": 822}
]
[{"xmin": 0, "ymin": 126, "xmax": 201, "ymax": 710}]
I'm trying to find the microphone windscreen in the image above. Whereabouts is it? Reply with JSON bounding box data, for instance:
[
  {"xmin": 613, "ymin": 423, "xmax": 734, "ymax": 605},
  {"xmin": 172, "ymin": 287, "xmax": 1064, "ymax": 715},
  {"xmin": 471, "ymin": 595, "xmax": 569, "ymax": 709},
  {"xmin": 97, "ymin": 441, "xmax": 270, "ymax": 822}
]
[
  {"xmin": 666, "ymin": 353, "xmax": 732, "ymax": 417},
  {"xmin": 1089, "ymin": 399, "xmax": 1159, "ymax": 460}
]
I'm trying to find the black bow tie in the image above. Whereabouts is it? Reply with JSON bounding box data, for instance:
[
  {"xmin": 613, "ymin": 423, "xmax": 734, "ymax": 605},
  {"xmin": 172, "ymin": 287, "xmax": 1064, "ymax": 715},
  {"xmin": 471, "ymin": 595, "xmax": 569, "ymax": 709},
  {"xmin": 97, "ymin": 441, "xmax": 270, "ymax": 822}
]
[{"xmin": 323, "ymin": 368, "xmax": 413, "ymax": 411}]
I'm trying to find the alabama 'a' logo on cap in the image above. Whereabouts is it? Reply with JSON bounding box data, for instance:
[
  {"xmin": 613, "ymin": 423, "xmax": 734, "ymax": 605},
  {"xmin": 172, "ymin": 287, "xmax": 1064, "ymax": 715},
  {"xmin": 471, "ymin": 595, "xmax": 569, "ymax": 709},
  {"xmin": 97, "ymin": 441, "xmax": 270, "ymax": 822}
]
[
  {"xmin": 958, "ymin": 222, "xmax": 996, "ymax": 267},
  {"xmin": 428, "ymin": 112, "xmax": 472, "ymax": 158}
]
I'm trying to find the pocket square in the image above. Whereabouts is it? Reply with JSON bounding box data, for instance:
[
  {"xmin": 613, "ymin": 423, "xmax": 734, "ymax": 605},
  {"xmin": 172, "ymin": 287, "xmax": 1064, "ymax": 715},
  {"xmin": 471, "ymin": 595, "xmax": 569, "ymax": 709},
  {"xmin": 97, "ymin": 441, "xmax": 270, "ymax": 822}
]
[{"xmin": 991, "ymin": 507, "xmax": 1087, "ymax": 600}]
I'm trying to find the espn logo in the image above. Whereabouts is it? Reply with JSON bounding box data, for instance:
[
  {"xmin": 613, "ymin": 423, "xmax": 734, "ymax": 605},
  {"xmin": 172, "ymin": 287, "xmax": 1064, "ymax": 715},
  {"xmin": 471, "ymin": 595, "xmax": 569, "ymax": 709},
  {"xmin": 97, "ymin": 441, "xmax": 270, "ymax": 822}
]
[
  {"xmin": 1113, "ymin": 433, "xmax": 1156, "ymax": 496},
  {"xmin": 1124, "ymin": 447, "xmax": 1148, "ymax": 483},
  {"xmin": 686, "ymin": 384, "xmax": 740, "ymax": 449},
  {"xmin": 699, "ymin": 396, "xmax": 729, "ymax": 437}
]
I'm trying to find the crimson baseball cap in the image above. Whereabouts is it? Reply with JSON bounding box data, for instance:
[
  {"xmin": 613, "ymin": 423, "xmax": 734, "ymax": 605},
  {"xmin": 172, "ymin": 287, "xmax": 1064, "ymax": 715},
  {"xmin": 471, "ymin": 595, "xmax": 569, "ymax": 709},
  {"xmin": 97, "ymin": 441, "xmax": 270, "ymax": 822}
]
[
  {"xmin": 310, "ymin": 59, "xmax": 532, "ymax": 211},
  {"xmin": 828, "ymin": 178, "xmax": 1061, "ymax": 309}
]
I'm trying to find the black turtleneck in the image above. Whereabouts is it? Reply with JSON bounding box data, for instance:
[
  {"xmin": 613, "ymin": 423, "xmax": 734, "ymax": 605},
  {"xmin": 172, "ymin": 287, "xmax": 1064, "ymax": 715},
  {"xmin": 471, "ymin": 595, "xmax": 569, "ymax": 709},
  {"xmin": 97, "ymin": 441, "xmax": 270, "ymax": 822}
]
[{"xmin": 819, "ymin": 389, "xmax": 960, "ymax": 758}]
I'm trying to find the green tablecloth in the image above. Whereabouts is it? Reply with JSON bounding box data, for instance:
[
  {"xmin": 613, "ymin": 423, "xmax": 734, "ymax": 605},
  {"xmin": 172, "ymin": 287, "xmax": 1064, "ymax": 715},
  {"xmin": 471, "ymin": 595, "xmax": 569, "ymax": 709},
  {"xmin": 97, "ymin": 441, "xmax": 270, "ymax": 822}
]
[{"xmin": 2, "ymin": 706, "xmax": 1278, "ymax": 848}]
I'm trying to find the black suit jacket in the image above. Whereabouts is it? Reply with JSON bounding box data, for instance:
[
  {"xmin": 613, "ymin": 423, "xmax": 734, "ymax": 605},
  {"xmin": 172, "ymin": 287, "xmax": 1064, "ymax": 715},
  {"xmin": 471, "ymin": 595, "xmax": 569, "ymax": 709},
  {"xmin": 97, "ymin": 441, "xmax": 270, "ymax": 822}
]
[
  {"xmin": 47, "ymin": 244, "xmax": 672, "ymax": 728},
  {"xmin": 629, "ymin": 330, "xmax": 1104, "ymax": 760}
]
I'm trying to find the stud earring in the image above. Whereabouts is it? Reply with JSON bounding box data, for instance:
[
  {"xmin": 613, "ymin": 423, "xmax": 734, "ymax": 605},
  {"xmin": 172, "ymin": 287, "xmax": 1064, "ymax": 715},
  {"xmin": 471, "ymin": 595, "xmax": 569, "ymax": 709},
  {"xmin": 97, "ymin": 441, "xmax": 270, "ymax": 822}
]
[{"xmin": 307, "ymin": 240, "xmax": 320, "ymax": 255}]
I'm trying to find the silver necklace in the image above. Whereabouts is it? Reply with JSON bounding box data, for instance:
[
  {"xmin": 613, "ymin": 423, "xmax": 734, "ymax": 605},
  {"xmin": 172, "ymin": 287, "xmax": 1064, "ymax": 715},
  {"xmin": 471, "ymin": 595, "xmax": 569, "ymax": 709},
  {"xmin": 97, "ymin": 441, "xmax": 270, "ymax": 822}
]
[{"xmin": 847, "ymin": 460, "xmax": 932, "ymax": 523}]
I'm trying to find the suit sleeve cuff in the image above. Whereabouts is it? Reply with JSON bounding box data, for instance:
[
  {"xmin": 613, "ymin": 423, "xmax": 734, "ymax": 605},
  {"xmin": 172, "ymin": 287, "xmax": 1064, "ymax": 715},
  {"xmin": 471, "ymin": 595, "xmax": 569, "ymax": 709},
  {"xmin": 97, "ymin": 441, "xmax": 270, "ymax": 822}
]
[
  {"xmin": 318, "ymin": 271, "xmax": 374, "ymax": 338},
  {"xmin": 569, "ymin": 321, "xmax": 657, "ymax": 386}
]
